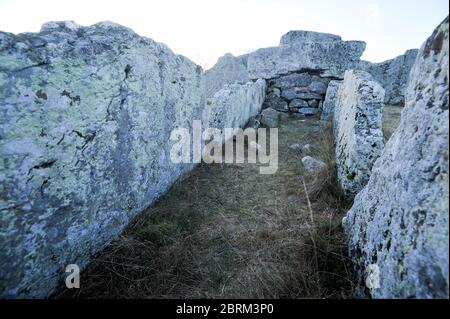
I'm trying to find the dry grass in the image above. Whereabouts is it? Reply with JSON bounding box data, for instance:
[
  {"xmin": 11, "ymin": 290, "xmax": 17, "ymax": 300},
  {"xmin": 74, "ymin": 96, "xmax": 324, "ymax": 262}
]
[
  {"xmin": 56, "ymin": 116, "xmax": 356, "ymax": 299},
  {"xmin": 382, "ymin": 104, "xmax": 403, "ymax": 142}
]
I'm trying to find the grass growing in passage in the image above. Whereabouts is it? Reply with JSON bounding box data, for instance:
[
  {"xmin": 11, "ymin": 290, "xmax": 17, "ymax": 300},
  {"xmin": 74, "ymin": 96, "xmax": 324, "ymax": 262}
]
[
  {"xmin": 57, "ymin": 116, "xmax": 356, "ymax": 299},
  {"xmin": 382, "ymin": 104, "xmax": 403, "ymax": 142}
]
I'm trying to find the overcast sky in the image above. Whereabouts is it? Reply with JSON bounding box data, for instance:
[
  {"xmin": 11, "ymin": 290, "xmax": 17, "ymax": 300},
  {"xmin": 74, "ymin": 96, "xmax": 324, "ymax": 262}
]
[{"xmin": 0, "ymin": 0, "xmax": 448, "ymax": 69}]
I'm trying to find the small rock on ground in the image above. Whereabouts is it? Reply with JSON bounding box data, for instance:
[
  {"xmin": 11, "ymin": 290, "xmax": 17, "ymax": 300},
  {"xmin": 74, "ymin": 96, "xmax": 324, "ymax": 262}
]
[{"xmin": 301, "ymin": 156, "xmax": 327, "ymax": 173}]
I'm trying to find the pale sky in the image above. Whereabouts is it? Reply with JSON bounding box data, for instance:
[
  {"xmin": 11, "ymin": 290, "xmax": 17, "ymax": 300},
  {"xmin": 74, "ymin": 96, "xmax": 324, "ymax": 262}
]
[{"xmin": 0, "ymin": 0, "xmax": 448, "ymax": 69}]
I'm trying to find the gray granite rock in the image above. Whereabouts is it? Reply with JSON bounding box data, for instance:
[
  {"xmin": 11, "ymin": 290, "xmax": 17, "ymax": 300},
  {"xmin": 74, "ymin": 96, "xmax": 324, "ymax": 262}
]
[
  {"xmin": 301, "ymin": 156, "xmax": 327, "ymax": 173},
  {"xmin": 205, "ymin": 53, "xmax": 250, "ymax": 98},
  {"xmin": 289, "ymin": 99, "xmax": 309, "ymax": 109},
  {"xmin": 247, "ymin": 31, "xmax": 366, "ymax": 79},
  {"xmin": 207, "ymin": 80, "xmax": 267, "ymax": 124},
  {"xmin": 0, "ymin": 21, "xmax": 266, "ymax": 298},
  {"xmin": 308, "ymin": 99, "xmax": 319, "ymax": 108},
  {"xmin": 321, "ymin": 80, "xmax": 342, "ymax": 121},
  {"xmin": 203, "ymin": 79, "xmax": 266, "ymax": 142},
  {"xmin": 343, "ymin": 16, "xmax": 449, "ymax": 299},
  {"xmin": 0, "ymin": 21, "xmax": 207, "ymax": 298},
  {"xmin": 362, "ymin": 49, "xmax": 419, "ymax": 105},
  {"xmin": 308, "ymin": 81, "xmax": 328, "ymax": 94},
  {"xmin": 260, "ymin": 108, "xmax": 280, "ymax": 128},
  {"xmin": 281, "ymin": 89, "xmax": 322, "ymax": 101},
  {"xmin": 264, "ymin": 92, "xmax": 289, "ymax": 112},
  {"xmin": 333, "ymin": 70, "xmax": 385, "ymax": 197},
  {"xmin": 280, "ymin": 30, "xmax": 342, "ymax": 45}
]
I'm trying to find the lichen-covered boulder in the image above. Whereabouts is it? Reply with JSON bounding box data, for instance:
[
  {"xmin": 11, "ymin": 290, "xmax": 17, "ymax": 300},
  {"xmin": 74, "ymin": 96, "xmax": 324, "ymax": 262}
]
[
  {"xmin": 203, "ymin": 79, "xmax": 266, "ymax": 141},
  {"xmin": 259, "ymin": 108, "xmax": 280, "ymax": 128},
  {"xmin": 362, "ymin": 49, "xmax": 419, "ymax": 105},
  {"xmin": 308, "ymin": 80, "xmax": 328, "ymax": 94},
  {"xmin": 321, "ymin": 80, "xmax": 342, "ymax": 121},
  {"xmin": 289, "ymin": 99, "xmax": 308, "ymax": 111},
  {"xmin": 0, "ymin": 21, "xmax": 205, "ymax": 298},
  {"xmin": 343, "ymin": 16, "xmax": 449, "ymax": 299},
  {"xmin": 204, "ymin": 53, "xmax": 250, "ymax": 98},
  {"xmin": 333, "ymin": 70, "xmax": 385, "ymax": 197},
  {"xmin": 247, "ymin": 31, "xmax": 366, "ymax": 79}
]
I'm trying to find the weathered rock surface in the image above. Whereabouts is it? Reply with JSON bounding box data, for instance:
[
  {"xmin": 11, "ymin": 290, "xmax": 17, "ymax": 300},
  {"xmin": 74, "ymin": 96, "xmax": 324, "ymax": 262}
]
[
  {"xmin": 203, "ymin": 80, "xmax": 266, "ymax": 141},
  {"xmin": 320, "ymin": 80, "xmax": 342, "ymax": 121},
  {"xmin": 247, "ymin": 31, "xmax": 366, "ymax": 79},
  {"xmin": 0, "ymin": 21, "xmax": 206, "ymax": 298},
  {"xmin": 308, "ymin": 80, "xmax": 328, "ymax": 94},
  {"xmin": 263, "ymin": 92, "xmax": 289, "ymax": 112},
  {"xmin": 260, "ymin": 108, "xmax": 280, "ymax": 128},
  {"xmin": 343, "ymin": 17, "xmax": 449, "ymax": 299},
  {"xmin": 204, "ymin": 53, "xmax": 250, "ymax": 98},
  {"xmin": 263, "ymin": 70, "xmax": 328, "ymax": 116},
  {"xmin": 289, "ymin": 99, "xmax": 309, "ymax": 110},
  {"xmin": 281, "ymin": 89, "xmax": 322, "ymax": 101},
  {"xmin": 271, "ymin": 73, "xmax": 329, "ymax": 89},
  {"xmin": 301, "ymin": 156, "xmax": 326, "ymax": 173},
  {"xmin": 308, "ymin": 99, "xmax": 318, "ymax": 108},
  {"xmin": 362, "ymin": 49, "xmax": 419, "ymax": 105},
  {"xmin": 333, "ymin": 70, "xmax": 385, "ymax": 196},
  {"xmin": 280, "ymin": 30, "xmax": 342, "ymax": 45}
]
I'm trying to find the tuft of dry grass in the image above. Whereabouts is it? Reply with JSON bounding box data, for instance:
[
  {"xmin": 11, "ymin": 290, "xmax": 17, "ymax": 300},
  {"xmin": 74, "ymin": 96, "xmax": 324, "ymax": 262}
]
[
  {"xmin": 56, "ymin": 116, "xmax": 356, "ymax": 299},
  {"xmin": 382, "ymin": 104, "xmax": 403, "ymax": 142}
]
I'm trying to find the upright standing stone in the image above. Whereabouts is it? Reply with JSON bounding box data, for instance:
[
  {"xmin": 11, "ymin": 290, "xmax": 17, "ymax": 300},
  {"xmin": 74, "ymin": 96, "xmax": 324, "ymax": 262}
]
[
  {"xmin": 333, "ymin": 70, "xmax": 385, "ymax": 196},
  {"xmin": 321, "ymin": 80, "xmax": 342, "ymax": 121},
  {"xmin": 203, "ymin": 79, "xmax": 266, "ymax": 141},
  {"xmin": 343, "ymin": 16, "xmax": 449, "ymax": 299},
  {"xmin": 204, "ymin": 53, "xmax": 250, "ymax": 98},
  {"xmin": 362, "ymin": 49, "xmax": 419, "ymax": 105},
  {"xmin": 280, "ymin": 30, "xmax": 342, "ymax": 45},
  {"xmin": 0, "ymin": 21, "xmax": 205, "ymax": 298}
]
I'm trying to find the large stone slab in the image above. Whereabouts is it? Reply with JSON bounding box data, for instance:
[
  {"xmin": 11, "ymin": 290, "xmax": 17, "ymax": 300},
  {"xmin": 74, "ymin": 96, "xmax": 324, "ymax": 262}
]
[
  {"xmin": 0, "ymin": 21, "xmax": 205, "ymax": 298},
  {"xmin": 281, "ymin": 89, "xmax": 322, "ymax": 101},
  {"xmin": 362, "ymin": 49, "xmax": 419, "ymax": 105},
  {"xmin": 343, "ymin": 16, "xmax": 449, "ymax": 299},
  {"xmin": 204, "ymin": 53, "xmax": 250, "ymax": 98},
  {"xmin": 203, "ymin": 79, "xmax": 266, "ymax": 140},
  {"xmin": 247, "ymin": 31, "xmax": 366, "ymax": 80},
  {"xmin": 271, "ymin": 73, "xmax": 313, "ymax": 88},
  {"xmin": 280, "ymin": 30, "xmax": 342, "ymax": 45},
  {"xmin": 333, "ymin": 70, "xmax": 385, "ymax": 197},
  {"xmin": 321, "ymin": 80, "xmax": 342, "ymax": 121},
  {"xmin": 298, "ymin": 107, "xmax": 319, "ymax": 116},
  {"xmin": 259, "ymin": 107, "xmax": 280, "ymax": 128}
]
